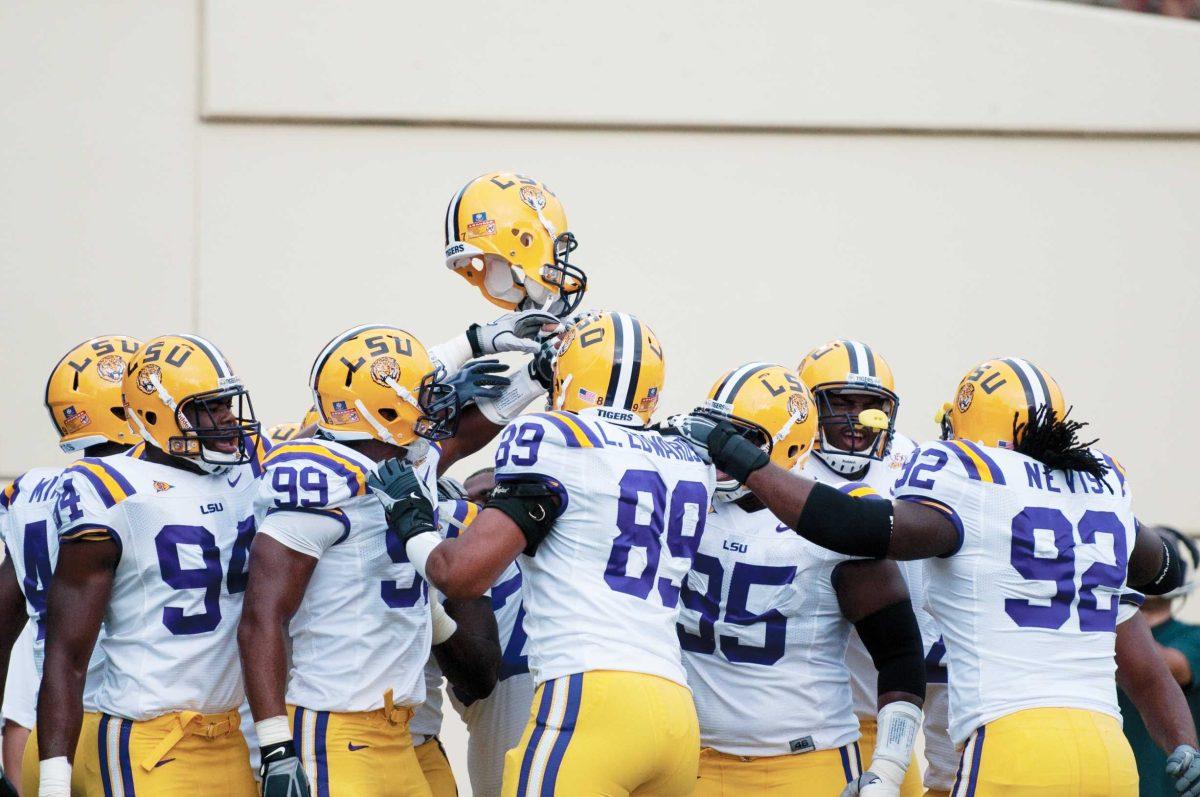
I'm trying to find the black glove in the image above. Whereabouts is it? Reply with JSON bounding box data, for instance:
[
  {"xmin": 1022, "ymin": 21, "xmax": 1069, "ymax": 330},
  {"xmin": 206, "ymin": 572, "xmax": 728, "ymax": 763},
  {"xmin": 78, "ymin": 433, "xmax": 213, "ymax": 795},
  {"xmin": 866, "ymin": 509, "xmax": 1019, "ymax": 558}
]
[
  {"xmin": 678, "ymin": 413, "xmax": 769, "ymax": 484},
  {"xmin": 447, "ymin": 359, "xmax": 511, "ymax": 405},
  {"xmin": 368, "ymin": 458, "xmax": 437, "ymax": 545},
  {"xmin": 527, "ymin": 341, "xmax": 557, "ymax": 390},
  {"xmin": 260, "ymin": 741, "xmax": 312, "ymax": 797}
]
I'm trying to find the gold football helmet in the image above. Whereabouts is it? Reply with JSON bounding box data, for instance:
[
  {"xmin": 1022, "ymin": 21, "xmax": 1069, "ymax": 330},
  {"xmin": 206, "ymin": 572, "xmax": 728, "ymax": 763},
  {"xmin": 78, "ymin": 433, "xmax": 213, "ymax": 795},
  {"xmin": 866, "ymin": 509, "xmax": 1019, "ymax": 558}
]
[
  {"xmin": 309, "ymin": 324, "xmax": 458, "ymax": 448},
  {"xmin": 937, "ymin": 357, "xmax": 1066, "ymax": 448},
  {"xmin": 798, "ymin": 339, "xmax": 898, "ymax": 475},
  {"xmin": 699, "ymin": 363, "xmax": 818, "ymax": 500},
  {"xmin": 45, "ymin": 335, "xmax": 144, "ymax": 453},
  {"xmin": 124, "ymin": 334, "xmax": 259, "ymax": 473},
  {"xmin": 301, "ymin": 405, "xmax": 320, "ymax": 428},
  {"xmin": 549, "ymin": 311, "xmax": 663, "ymax": 427},
  {"xmin": 444, "ymin": 172, "xmax": 585, "ymax": 316}
]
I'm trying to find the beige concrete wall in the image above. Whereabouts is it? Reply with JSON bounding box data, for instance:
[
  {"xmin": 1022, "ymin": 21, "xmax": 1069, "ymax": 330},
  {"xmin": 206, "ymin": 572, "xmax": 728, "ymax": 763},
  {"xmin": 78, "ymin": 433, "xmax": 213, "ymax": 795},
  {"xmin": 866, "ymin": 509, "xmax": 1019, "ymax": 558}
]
[{"xmin": 3, "ymin": 2, "xmax": 1200, "ymax": 791}]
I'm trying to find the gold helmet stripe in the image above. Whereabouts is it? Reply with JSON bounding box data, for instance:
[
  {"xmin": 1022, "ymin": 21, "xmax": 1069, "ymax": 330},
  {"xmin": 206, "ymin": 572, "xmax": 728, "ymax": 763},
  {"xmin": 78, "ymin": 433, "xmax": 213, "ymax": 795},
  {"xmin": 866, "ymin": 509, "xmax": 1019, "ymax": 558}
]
[
  {"xmin": 1000, "ymin": 357, "xmax": 1049, "ymax": 417},
  {"xmin": 176, "ymin": 334, "xmax": 232, "ymax": 378},
  {"xmin": 841, "ymin": 339, "xmax": 877, "ymax": 378},
  {"xmin": 713, "ymin": 362, "xmax": 774, "ymax": 404}
]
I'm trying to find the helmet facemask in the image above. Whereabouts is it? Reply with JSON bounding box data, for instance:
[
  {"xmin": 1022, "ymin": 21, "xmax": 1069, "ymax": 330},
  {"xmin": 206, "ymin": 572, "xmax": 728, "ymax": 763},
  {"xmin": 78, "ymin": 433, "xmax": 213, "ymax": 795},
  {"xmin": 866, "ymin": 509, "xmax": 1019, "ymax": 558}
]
[
  {"xmin": 812, "ymin": 383, "xmax": 899, "ymax": 476},
  {"xmin": 171, "ymin": 386, "xmax": 260, "ymax": 474},
  {"xmin": 414, "ymin": 368, "xmax": 461, "ymax": 442},
  {"xmin": 696, "ymin": 404, "xmax": 772, "ymax": 503}
]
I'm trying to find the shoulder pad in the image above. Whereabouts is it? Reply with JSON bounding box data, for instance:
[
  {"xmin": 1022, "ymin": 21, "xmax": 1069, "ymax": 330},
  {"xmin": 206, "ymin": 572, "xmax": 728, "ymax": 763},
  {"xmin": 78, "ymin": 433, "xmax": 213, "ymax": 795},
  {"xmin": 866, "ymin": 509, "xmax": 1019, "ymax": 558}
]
[
  {"xmin": 437, "ymin": 499, "xmax": 481, "ymax": 539},
  {"xmin": 519, "ymin": 412, "xmax": 605, "ymax": 450},
  {"xmin": 54, "ymin": 461, "xmax": 129, "ymax": 541},
  {"xmin": 921, "ymin": 440, "xmax": 1008, "ymax": 486},
  {"xmin": 260, "ymin": 441, "xmax": 369, "ymax": 511},
  {"xmin": 62, "ymin": 458, "xmax": 138, "ymax": 509}
]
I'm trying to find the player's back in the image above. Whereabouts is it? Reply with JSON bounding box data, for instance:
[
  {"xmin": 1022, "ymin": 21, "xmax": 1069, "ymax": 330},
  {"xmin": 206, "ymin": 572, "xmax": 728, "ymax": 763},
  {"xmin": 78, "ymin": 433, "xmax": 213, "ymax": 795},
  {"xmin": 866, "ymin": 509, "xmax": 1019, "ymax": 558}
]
[
  {"xmin": 494, "ymin": 410, "xmax": 714, "ymax": 687},
  {"xmin": 258, "ymin": 437, "xmax": 436, "ymax": 712},
  {"xmin": 54, "ymin": 449, "xmax": 262, "ymax": 719},
  {"xmin": 894, "ymin": 438, "xmax": 1134, "ymax": 744}
]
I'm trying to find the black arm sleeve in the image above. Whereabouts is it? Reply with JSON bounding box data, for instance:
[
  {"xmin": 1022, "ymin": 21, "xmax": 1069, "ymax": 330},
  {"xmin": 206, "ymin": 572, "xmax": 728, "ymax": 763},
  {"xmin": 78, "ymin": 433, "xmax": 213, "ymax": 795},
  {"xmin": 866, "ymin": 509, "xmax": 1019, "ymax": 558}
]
[
  {"xmin": 794, "ymin": 482, "xmax": 893, "ymax": 559},
  {"xmin": 853, "ymin": 599, "xmax": 926, "ymax": 702},
  {"xmin": 485, "ymin": 479, "xmax": 563, "ymax": 556},
  {"xmin": 1134, "ymin": 537, "xmax": 1185, "ymax": 596}
]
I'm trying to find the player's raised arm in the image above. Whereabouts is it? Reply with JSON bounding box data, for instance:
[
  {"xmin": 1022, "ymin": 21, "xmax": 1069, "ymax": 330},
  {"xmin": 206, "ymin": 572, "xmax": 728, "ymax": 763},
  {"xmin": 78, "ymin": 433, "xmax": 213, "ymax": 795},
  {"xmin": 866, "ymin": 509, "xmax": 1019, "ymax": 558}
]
[{"xmin": 677, "ymin": 415, "xmax": 959, "ymax": 560}]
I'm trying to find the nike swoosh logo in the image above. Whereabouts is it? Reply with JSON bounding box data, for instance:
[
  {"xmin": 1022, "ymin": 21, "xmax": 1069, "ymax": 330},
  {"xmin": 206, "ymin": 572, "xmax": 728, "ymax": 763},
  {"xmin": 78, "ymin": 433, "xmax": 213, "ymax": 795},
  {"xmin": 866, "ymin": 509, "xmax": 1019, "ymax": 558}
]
[
  {"xmin": 347, "ymin": 742, "xmax": 370, "ymax": 751},
  {"xmin": 155, "ymin": 758, "xmax": 176, "ymax": 768},
  {"xmin": 227, "ymin": 473, "xmax": 242, "ymax": 487},
  {"xmin": 263, "ymin": 748, "xmax": 288, "ymax": 761}
]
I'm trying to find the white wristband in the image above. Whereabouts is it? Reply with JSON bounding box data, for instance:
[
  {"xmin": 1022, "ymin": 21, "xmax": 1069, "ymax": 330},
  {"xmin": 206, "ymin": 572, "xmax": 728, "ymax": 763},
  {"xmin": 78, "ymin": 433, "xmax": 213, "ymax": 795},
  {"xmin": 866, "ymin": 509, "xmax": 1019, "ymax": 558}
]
[
  {"xmin": 430, "ymin": 599, "xmax": 459, "ymax": 645},
  {"xmin": 869, "ymin": 700, "xmax": 923, "ymax": 780},
  {"xmin": 476, "ymin": 366, "xmax": 545, "ymax": 425},
  {"xmin": 404, "ymin": 530, "xmax": 441, "ymax": 582},
  {"xmin": 39, "ymin": 756, "xmax": 71, "ymax": 797},
  {"xmin": 254, "ymin": 715, "xmax": 292, "ymax": 747},
  {"xmin": 427, "ymin": 333, "xmax": 474, "ymax": 378}
]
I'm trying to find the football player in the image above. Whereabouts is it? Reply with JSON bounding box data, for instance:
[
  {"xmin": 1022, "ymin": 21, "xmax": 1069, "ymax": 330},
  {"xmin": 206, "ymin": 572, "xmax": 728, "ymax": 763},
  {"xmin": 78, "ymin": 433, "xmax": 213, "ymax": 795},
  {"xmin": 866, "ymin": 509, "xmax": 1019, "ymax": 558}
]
[
  {"xmin": 796, "ymin": 340, "xmax": 953, "ymax": 796},
  {"xmin": 444, "ymin": 172, "xmax": 585, "ymax": 318},
  {"xmin": 679, "ymin": 357, "xmax": 1195, "ymax": 796},
  {"xmin": 3, "ymin": 624, "xmax": 35, "ymax": 791},
  {"xmin": 441, "ymin": 468, "xmax": 535, "ymax": 797},
  {"xmin": 678, "ymin": 363, "xmax": 926, "ymax": 796},
  {"xmin": 239, "ymin": 324, "xmax": 510, "ymax": 797},
  {"xmin": 0, "ymin": 335, "xmax": 144, "ymax": 797},
  {"xmin": 37, "ymin": 334, "xmax": 266, "ymax": 796},
  {"xmin": 372, "ymin": 311, "xmax": 715, "ymax": 796}
]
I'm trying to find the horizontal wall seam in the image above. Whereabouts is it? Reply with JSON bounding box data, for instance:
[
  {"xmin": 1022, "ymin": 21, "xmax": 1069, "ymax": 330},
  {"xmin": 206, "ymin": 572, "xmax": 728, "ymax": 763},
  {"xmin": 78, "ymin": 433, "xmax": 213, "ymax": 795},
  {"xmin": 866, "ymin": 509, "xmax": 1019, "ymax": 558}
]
[{"xmin": 199, "ymin": 113, "xmax": 1200, "ymax": 140}]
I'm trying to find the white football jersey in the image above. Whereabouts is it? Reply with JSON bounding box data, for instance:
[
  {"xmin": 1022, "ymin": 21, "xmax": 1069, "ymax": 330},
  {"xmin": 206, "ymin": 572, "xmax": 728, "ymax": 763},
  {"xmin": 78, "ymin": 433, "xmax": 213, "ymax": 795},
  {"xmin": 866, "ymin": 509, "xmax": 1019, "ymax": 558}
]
[
  {"xmin": 1, "ymin": 466, "xmax": 106, "ymax": 699},
  {"xmin": 494, "ymin": 410, "xmax": 714, "ymax": 687},
  {"xmin": 52, "ymin": 444, "xmax": 266, "ymax": 719},
  {"xmin": 679, "ymin": 499, "xmax": 860, "ymax": 756},
  {"xmin": 441, "ymin": 499, "xmax": 536, "ymax": 796},
  {"xmin": 256, "ymin": 438, "xmax": 437, "ymax": 712},
  {"xmin": 893, "ymin": 440, "xmax": 1135, "ymax": 744},
  {"xmin": 800, "ymin": 434, "xmax": 943, "ymax": 717}
]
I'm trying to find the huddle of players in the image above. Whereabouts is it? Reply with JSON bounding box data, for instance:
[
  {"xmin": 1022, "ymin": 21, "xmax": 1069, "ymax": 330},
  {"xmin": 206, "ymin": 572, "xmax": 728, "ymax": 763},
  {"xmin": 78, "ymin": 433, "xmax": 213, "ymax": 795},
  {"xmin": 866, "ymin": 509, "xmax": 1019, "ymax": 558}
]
[{"xmin": 0, "ymin": 171, "xmax": 1198, "ymax": 797}]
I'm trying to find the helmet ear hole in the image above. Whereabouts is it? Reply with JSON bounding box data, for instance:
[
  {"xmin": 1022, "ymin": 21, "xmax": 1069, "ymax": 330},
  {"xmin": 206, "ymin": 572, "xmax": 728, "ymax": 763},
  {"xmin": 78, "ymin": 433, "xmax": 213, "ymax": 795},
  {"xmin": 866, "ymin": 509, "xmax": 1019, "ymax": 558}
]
[
  {"xmin": 788, "ymin": 444, "xmax": 799, "ymax": 458},
  {"xmin": 519, "ymin": 232, "xmax": 534, "ymax": 247},
  {"xmin": 145, "ymin": 411, "xmax": 157, "ymax": 425},
  {"xmin": 378, "ymin": 408, "xmax": 398, "ymax": 422},
  {"xmin": 111, "ymin": 407, "xmax": 127, "ymax": 421}
]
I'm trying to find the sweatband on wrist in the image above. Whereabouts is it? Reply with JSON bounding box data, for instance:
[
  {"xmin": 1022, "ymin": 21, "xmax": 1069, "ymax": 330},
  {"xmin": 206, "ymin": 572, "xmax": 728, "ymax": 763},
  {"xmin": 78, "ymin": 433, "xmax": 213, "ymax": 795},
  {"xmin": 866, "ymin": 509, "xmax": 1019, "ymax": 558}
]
[
  {"xmin": 476, "ymin": 367, "xmax": 545, "ymax": 425},
  {"xmin": 255, "ymin": 715, "xmax": 292, "ymax": 747},
  {"xmin": 854, "ymin": 599, "xmax": 926, "ymax": 699},
  {"xmin": 39, "ymin": 757, "xmax": 72, "ymax": 796},
  {"xmin": 427, "ymin": 333, "xmax": 474, "ymax": 378},
  {"xmin": 794, "ymin": 482, "xmax": 893, "ymax": 558},
  {"xmin": 404, "ymin": 530, "xmax": 441, "ymax": 581},
  {"xmin": 871, "ymin": 700, "xmax": 923, "ymax": 770},
  {"xmin": 430, "ymin": 599, "xmax": 458, "ymax": 645}
]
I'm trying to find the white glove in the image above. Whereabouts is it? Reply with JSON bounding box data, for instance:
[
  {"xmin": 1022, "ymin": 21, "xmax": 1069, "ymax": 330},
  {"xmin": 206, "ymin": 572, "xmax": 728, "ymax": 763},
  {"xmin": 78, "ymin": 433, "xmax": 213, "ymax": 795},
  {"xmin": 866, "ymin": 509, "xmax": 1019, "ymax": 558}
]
[
  {"xmin": 467, "ymin": 310, "xmax": 559, "ymax": 356},
  {"xmin": 38, "ymin": 757, "xmax": 71, "ymax": 797},
  {"xmin": 839, "ymin": 761, "xmax": 904, "ymax": 797}
]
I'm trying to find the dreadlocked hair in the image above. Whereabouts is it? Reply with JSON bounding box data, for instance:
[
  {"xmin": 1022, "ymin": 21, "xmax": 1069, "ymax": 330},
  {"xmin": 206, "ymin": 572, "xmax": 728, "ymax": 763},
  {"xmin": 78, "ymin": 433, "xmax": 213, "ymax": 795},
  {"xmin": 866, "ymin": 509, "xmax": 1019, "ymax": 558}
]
[{"xmin": 1013, "ymin": 404, "xmax": 1109, "ymax": 481}]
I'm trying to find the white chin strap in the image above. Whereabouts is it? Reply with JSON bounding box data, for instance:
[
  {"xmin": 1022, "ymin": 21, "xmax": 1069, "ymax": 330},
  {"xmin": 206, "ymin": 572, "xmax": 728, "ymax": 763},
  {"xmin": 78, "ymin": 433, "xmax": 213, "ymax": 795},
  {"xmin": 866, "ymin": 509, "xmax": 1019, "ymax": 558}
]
[
  {"xmin": 351, "ymin": 375, "xmax": 426, "ymax": 447},
  {"xmin": 815, "ymin": 445, "xmax": 874, "ymax": 476},
  {"xmin": 714, "ymin": 480, "xmax": 750, "ymax": 503}
]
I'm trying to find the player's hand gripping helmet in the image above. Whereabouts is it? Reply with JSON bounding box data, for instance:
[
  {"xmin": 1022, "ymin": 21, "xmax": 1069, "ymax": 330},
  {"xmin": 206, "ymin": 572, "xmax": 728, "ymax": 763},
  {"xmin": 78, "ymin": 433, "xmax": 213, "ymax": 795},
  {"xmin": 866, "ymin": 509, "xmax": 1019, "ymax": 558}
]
[
  {"xmin": 937, "ymin": 357, "xmax": 1066, "ymax": 448},
  {"xmin": 444, "ymin": 172, "xmax": 585, "ymax": 317},
  {"xmin": 547, "ymin": 311, "xmax": 663, "ymax": 427},
  {"xmin": 45, "ymin": 335, "xmax": 144, "ymax": 452},
  {"xmin": 798, "ymin": 339, "xmax": 899, "ymax": 475},
  {"xmin": 123, "ymin": 335, "xmax": 259, "ymax": 474},
  {"xmin": 697, "ymin": 363, "xmax": 818, "ymax": 501},
  {"xmin": 309, "ymin": 325, "xmax": 459, "ymax": 454}
]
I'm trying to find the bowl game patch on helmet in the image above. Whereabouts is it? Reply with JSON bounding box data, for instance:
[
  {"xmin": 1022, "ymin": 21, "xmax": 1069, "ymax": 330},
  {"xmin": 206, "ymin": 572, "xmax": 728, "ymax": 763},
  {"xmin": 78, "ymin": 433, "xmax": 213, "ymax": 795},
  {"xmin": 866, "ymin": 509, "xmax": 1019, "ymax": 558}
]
[
  {"xmin": 62, "ymin": 406, "xmax": 91, "ymax": 434},
  {"xmin": 328, "ymin": 399, "xmax": 360, "ymax": 424}
]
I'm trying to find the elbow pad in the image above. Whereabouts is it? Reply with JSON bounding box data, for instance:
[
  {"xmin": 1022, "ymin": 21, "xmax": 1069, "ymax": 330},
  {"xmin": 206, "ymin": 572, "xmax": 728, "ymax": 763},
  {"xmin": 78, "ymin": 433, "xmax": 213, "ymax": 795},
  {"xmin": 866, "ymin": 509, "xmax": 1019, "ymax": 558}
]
[
  {"xmin": 485, "ymin": 479, "xmax": 563, "ymax": 555},
  {"xmin": 854, "ymin": 599, "xmax": 927, "ymax": 701},
  {"xmin": 794, "ymin": 482, "xmax": 893, "ymax": 559},
  {"xmin": 1137, "ymin": 538, "xmax": 1185, "ymax": 596}
]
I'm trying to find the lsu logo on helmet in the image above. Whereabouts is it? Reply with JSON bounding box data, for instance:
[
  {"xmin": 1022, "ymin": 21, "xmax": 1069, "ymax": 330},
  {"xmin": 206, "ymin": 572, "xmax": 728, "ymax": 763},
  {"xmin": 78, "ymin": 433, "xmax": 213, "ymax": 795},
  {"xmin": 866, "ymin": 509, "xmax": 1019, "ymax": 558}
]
[{"xmin": 938, "ymin": 357, "xmax": 1066, "ymax": 448}]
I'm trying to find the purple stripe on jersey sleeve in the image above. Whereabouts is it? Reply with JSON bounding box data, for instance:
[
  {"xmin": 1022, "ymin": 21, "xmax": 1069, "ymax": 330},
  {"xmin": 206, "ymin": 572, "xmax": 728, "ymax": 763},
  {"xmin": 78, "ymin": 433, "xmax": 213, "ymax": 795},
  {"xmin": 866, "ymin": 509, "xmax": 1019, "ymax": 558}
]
[
  {"xmin": 941, "ymin": 444, "xmax": 983, "ymax": 482},
  {"xmin": 65, "ymin": 465, "xmax": 118, "ymax": 508},
  {"xmin": 896, "ymin": 495, "xmax": 964, "ymax": 557},
  {"xmin": 957, "ymin": 441, "xmax": 1007, "ymax": 485},
  {"xmin": 531, "ymin": 413, "xmax": 584, "ymax": 448},
  {"xmin": 267, "ymin": 451, "xmax": 362, "ymax": 496},
  {"xmin": 82, "ymin": 458, "xmax": 138, "ymax": 498}
]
